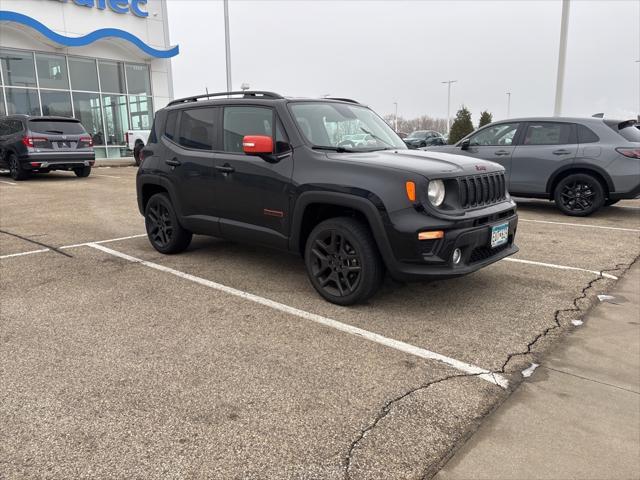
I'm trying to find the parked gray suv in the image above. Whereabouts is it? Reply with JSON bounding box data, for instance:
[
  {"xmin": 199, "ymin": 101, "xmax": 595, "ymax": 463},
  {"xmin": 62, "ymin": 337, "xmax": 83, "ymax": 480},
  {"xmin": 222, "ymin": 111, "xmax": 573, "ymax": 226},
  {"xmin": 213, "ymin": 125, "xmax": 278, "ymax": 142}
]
[{"xmin": 424, "ymin": 117, "xmax": 640, "ymax": 216}]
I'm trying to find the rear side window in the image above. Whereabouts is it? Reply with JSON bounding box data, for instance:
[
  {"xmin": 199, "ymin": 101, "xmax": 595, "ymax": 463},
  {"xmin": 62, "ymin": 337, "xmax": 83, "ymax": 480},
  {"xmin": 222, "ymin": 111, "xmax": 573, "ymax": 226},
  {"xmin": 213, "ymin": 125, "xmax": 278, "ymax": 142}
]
[
  {"xmin": 522, "ymin": 122, "xmax": 574, "ymax": 145},
  {"xmin": 28, "ymin": 120, "xmax": 84, "ymax": 135},
  {"xmin": 178, "ymin": 108, "xmax": 214, "ymax": 150},
  {"xmin": 164, "ymin": 110, "xmax": 178, "ymax": 141},
  {"xmin": 576, "ymin": 124, "xmax": 599, "ymax": 144},
  {"xmin": 618, "ymin": 126, "xmax": 640, "ymax": 142}
]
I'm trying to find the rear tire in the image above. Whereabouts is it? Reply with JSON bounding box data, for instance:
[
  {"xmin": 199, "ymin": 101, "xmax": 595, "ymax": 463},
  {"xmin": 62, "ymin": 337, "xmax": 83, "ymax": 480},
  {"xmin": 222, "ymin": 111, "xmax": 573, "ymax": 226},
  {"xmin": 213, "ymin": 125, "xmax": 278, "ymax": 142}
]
[
  {"xmin": 145, "ymin": 193, "xmax": 192, "ymax": 254},
  {"xmin": 74, "ymin": 166, "xmax": 92, "ymax": 177},
  {"xmin": 8, "ymin": 153, "xmax": 29, "ymax": 181},
  {"xmin": 304, "ymin": 217, "xmax": 384, "ymax": 305},
  {"xmin": 554, "ymin": 173, "xmax": 604, "ymax": 217}
]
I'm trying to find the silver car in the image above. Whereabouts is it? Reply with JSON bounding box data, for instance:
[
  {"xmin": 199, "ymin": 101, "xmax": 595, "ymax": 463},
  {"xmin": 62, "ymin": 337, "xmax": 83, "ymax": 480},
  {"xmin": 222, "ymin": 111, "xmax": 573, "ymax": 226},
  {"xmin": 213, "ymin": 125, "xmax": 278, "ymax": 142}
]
[{"xmin": 424, "ymin": 117, "xmax": 640, "ymax": 216}]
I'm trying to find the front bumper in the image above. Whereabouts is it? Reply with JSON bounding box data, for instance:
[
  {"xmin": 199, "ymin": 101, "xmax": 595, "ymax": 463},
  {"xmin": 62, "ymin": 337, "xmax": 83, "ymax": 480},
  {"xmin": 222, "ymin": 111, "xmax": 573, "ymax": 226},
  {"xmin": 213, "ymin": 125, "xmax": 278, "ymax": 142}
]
[{"xmin": 382, "ymin": 204, "xmax": 519, "ymax": 281}]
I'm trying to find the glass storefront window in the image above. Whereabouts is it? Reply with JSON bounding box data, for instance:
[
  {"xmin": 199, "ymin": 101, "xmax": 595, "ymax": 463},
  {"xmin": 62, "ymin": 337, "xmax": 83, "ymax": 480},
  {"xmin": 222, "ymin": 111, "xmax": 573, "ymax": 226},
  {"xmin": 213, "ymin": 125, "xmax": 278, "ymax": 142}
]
[
  {"xmin": 98, "ymin": 60, "xmax": 126, "ymax": 94},
  {"xmin": 5, "ymin": 88, "xmax": 40, "ymax": 115},
  {"xmin": 1, "ymin": 50, "xmax": 37, "ymax": 87},
  {"xmin": 102, "ymin": 94, "xmax": 129, "ymax": 145},
  {"xmin": 40, "ymin": 90, "xmax": 73, "ymax": 117},
  {"xmin": 73, "ymin": 92, "xmax": 104, "ymax": 146},
  {"xmin": 36, "ymin": 53, "xmax": 69, "ymax": 90},
  {"xmin": 69, "ymin": 57, "xmax": 99, "ymax": 92},
  {"xmin": 129, "ymin": 96, "xmax": 153, "ymax": 130},
  {"xmin": 125, "ymin": 64, "xmax": 151, "ymax": 95}
]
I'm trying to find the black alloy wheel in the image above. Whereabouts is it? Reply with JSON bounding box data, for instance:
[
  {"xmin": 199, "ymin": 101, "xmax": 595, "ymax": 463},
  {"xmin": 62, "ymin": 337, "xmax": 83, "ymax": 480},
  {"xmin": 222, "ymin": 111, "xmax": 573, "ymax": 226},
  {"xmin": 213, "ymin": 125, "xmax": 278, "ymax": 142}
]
[
  {"xmin": 8, "ymin": 154, "xmax": 28, "ymax": 181},
  {"xmin": 145, "ymin": 193, "xmax": 192, "ymax": 254},
  {"xmin": 305, "ymin": 217, "xmax": 384, "ymax": 305},
  {"xmin": 554, "ymin": 173, "xmax": 604, "ymax": 217}
]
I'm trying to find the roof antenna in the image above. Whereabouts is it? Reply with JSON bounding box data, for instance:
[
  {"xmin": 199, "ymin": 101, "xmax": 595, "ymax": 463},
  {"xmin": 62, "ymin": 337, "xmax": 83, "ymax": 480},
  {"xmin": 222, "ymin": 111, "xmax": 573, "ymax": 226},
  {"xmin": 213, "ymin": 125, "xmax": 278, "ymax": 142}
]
[
  {"xmin": 205, "ymin": 87, "xmax": 209, "ymax": 96},
  {"xmin": 592, "ymin": 113, "xmax": 604, "ymax": 118}
]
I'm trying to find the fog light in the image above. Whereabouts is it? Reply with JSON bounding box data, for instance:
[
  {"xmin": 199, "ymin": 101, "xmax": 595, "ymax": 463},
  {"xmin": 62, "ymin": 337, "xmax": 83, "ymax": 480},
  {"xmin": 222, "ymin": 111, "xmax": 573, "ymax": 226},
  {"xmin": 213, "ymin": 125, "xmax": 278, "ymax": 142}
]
[{"xmin": 452, "ymin": 248, "xmax": 462, "ymax": 265}]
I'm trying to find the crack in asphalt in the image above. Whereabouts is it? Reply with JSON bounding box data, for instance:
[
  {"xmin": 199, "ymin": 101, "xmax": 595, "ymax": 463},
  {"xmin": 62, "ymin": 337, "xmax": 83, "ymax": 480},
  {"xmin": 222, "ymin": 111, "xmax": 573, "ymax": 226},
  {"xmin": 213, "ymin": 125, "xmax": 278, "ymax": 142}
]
[
  {"xmin": 0, "ymin": 229, "xmax": 73, "ymax": 258},
  {"xmin": 343, "ymin": 255, "xmax": 640, "ymax": 480}
]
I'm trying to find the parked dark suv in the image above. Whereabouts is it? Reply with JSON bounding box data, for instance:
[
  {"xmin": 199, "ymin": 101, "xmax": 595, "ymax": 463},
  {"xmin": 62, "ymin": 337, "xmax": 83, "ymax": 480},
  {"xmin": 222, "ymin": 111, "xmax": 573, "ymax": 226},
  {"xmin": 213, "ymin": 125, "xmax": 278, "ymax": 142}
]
[
  {"xmin": 136, "ymin": 92, "xmax": 519, "ymax": 305},
  {"xmin": 423, "ymin": 117, "xmax": 640, "ymax": 216},
  {"xmin": 0, "ymin": 115, "xmax": 95, "ymax": 180}
]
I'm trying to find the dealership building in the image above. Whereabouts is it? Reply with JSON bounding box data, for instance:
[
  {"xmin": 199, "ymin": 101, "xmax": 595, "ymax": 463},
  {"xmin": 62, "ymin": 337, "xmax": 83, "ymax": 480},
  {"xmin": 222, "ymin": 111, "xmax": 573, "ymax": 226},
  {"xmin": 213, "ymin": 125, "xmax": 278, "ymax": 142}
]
[{"xmin": 0, "ymin": 0, "xmax": 178, "ymax": 158}]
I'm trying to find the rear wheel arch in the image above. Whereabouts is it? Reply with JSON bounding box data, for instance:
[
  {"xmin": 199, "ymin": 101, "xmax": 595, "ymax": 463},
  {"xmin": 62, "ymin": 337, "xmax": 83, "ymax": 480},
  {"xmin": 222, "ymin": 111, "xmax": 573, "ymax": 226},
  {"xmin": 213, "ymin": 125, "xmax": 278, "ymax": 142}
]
[
  {"xmin": 547, "ymin": 165, "xmax": 612, "ymax": 198},
  {"xmin": 141, "ymin": 182, "xmax": 169, "ymax": 213}
]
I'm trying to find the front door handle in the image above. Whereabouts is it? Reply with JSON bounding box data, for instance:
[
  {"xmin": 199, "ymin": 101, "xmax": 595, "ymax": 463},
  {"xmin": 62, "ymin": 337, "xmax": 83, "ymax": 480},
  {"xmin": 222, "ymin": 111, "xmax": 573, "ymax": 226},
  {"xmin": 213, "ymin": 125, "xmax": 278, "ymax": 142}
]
[
  {"xmin": 215, "ymin": 164, "xmax": 235, "ymax": 174},
  {"xmin": 165, "ymin": 158, "xmax": 181, "ymax": 167},
  {"xmin": 494, "ymin": 150, "xmax": 510, "ymax": 156},
  {"xmin": 553, "ymin": 149, "xmax": 572, "ymax": 155}
]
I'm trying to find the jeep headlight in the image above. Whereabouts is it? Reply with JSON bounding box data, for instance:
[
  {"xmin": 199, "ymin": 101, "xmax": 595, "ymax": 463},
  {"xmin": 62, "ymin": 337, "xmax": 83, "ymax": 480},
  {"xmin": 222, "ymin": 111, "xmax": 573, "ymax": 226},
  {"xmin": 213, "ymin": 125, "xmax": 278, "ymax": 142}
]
[{"xmin": 428, "ymin": 179, "xmax": 446, "ymax": 207}]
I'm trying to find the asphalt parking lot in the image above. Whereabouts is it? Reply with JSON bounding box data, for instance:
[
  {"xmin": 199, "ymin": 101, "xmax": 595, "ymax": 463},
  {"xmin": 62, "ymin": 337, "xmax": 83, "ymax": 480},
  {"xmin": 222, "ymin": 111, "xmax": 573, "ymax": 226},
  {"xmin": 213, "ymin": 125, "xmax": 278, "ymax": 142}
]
[{"xmin": 1, "ymin": 167, "xmax": 639, "ymax": 479}]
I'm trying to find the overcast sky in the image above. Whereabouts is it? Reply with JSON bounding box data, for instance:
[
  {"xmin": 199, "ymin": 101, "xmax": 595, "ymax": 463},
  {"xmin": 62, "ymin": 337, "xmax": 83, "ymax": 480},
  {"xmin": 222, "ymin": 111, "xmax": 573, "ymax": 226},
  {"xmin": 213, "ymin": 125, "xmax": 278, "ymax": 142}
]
[{"xmin": 167, "ymin": 0, "xmax": 639, "ymax": 123}]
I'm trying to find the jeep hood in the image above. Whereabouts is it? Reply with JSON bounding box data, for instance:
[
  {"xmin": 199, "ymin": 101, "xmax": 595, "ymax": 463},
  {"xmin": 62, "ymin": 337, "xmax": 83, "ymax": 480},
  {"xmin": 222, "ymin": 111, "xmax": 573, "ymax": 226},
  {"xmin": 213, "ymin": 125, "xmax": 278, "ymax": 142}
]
[{"xmin": 325, "ymin": 149, "xmax": 503, "ymax": 177}]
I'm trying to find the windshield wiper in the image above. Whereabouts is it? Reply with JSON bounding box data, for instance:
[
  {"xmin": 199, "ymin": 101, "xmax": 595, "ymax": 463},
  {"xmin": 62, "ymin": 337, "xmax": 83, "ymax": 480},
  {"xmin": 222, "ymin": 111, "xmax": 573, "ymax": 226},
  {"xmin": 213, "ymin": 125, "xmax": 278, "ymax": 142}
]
[
  {"xmin": 312, "ymin": 145, "xmax": 355, "ymax": 153},
  {"xmin": 359, "ymin": 127, "xmax": 395, "ymax": 149}
]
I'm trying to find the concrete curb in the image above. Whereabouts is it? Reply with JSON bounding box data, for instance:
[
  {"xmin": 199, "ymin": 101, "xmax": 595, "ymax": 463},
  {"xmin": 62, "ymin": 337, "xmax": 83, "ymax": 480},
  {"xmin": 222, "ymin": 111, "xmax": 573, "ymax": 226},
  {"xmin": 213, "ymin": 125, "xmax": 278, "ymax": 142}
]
[{"xmin": 95, "ymin": 158, "xmax": 136, "ymax": 168}]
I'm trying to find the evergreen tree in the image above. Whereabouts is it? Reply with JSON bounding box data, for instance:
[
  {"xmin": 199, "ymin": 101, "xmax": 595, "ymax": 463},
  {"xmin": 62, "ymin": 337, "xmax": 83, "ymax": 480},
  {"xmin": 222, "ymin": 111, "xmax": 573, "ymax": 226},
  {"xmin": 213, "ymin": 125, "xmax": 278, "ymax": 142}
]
[
  {"xmin": 448, "ymin": 106, "xmax": 474, "ymax": 144},
  {"xmin": 478, "ymin": 110, "xmax": 493, "ymax": 128}
]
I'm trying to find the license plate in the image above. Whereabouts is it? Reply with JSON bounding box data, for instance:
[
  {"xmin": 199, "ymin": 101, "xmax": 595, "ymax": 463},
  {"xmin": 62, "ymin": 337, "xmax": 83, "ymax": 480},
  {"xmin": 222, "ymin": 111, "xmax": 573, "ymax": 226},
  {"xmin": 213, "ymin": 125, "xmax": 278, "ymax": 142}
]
[{"xmin": 490, "ymin": 222, "xmax": 509, "ymax": 248}]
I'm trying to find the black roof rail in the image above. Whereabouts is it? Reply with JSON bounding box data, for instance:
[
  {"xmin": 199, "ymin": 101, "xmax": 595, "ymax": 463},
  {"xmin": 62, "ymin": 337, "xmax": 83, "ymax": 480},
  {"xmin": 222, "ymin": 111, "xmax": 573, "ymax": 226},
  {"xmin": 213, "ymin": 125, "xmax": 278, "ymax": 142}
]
[
  {"xmin": 168, "ymin": 91, "xmax": 283, "ymax": 106},
  {"xmin": 325, "ymin": 97, "xmax": 360, "ymax": 104}
]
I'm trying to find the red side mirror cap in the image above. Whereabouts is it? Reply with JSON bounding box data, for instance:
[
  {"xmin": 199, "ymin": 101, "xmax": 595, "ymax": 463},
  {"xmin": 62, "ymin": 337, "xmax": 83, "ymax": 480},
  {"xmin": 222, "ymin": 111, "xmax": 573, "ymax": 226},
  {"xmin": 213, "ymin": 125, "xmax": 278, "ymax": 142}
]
[{"xmin": 243, "ymin": 135, "xmax": 273, "ymax": 155}]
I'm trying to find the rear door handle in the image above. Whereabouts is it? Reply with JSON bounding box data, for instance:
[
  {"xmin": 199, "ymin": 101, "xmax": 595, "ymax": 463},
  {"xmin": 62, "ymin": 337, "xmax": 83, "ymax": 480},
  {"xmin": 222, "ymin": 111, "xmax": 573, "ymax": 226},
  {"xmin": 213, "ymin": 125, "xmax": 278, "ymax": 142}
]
[
  {"xmin": 215, "ymin": 164, "xmax": 235, "ymax": 174},
  {"xmin": 165, "ymin": 158, "xmax": 181, "ymax": 167},
  {"xmin": 494, "ymin": 150, "xmax": 510, "ymax": 156},
  {"xmin": 553, "ymin": 149, "xmax": 572, "ymax": 155}
]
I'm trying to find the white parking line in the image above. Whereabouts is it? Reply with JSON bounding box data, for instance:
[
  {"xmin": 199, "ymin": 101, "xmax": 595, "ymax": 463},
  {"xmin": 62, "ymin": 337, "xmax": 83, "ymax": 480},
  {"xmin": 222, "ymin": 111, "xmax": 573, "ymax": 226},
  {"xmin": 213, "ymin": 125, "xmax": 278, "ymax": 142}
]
[
  {"xmin": 0, "ymin": 248, "xmax": 51, "ymax": 259},
  {"xmin": 94, "ymin": 174, "xmax": 122, "ymax": 179},
  {"xmin": 0, "ymin": 180, "xmax": 18, "ymax": 186},
  {"xmin": 87, "ymin": 242, "xmax": 510, "ymax": 389},
  {"xmin": 504, "ymin": 257, "xmax": 618, "ymax": 280},
  {"xmin": 0, "ymin": 233, "xmax": 147, "ymax": 260},
  {"xmin": 519, "ymin": 218, "xmax": 640, "ymax": 233}
]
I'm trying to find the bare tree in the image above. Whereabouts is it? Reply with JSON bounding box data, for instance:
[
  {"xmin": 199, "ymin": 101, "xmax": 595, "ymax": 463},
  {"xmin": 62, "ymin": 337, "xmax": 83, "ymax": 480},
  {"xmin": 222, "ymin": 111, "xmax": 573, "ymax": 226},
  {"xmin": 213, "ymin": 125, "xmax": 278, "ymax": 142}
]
[{"xmin": 383, "ymin": 114, "xmax": 448, "ymax": 134}]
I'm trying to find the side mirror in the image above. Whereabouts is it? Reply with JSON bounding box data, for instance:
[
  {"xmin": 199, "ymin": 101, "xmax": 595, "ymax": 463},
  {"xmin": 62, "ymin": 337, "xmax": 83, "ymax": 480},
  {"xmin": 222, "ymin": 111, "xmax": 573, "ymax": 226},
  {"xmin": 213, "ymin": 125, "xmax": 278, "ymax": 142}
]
[
  {"xmin": 460, "ymin": 138, "xmax": 471, "ymax": 150},
  {"xmin": 242, "ymin": 135, "xmax": 273, "ymax": 155}
]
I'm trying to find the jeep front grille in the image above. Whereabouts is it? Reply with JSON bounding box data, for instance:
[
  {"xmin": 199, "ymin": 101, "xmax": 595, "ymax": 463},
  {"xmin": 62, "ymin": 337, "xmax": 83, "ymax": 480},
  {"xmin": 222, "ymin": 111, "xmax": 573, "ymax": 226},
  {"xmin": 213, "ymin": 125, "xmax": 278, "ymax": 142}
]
[{"xmin": 458, "ymin": 172, "xmax": 507, "ymax": 209}]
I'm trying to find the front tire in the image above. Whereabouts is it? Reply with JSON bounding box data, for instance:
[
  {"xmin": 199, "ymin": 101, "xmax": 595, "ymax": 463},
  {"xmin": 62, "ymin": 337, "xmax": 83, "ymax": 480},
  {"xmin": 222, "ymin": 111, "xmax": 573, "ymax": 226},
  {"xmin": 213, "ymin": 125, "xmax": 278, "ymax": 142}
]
[
  {"xmin": 8, "ymin": 153, "xmax": 29, "ymax": 181},
  {"xmin": 145, "ymin": 193, "xmax": 192, "ymax": 254},
  {"xmin": 74, "ymin": 166, "xmax": 92, "ymax": 177},
  {"xmin": 554, "ymin": 173, "xmax": 604, "ymax": 217},
  {"xmin": 304, "ymin": 217, "xmax": 384, "ymax": 305}
]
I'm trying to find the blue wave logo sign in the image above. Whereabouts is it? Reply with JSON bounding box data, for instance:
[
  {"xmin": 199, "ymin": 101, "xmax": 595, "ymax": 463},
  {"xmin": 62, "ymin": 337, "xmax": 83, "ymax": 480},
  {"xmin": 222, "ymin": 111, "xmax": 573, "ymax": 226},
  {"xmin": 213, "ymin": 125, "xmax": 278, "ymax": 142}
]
[
  {"xmin": 0, "ymin": 11, "xmax": 179, "ymax": 58},
  {"xmin": 55, "ymin": 0, "xmax": 149, "ymax": 18}
]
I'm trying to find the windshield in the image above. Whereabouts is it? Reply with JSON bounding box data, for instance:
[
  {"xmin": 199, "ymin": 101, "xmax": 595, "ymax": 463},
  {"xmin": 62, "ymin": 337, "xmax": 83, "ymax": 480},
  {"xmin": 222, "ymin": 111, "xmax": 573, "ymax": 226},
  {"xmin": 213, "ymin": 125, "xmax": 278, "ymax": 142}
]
[
  {"xmin": 407, "ymin": 131, "xmax": 427, "ymax": 139},
  {"xmin": 289, "ymin": 102, "xmax": 407, "ymax": 151},
  {"xmin": 28, "ymin": 120, "xmax": 85, "ymax": 135}
]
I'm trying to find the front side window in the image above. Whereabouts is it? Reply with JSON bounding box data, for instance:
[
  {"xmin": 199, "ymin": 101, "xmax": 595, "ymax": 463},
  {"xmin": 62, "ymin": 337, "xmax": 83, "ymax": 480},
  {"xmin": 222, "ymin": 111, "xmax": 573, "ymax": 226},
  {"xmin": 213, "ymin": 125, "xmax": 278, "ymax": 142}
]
[
  {"xmin": 36, "ymin": 53, "xmax": 69, "ymax": 90},
  {"xmin": 469, "ymin": 123, "xmax": 520, "ymax": 146},
  {"xmin": 523, "ymin": 122, "xmax": 573, "ymax": 145},
  {"xmin": 289, "ymin": 102, "xmax": 406, "ymax": 151},
  {"xmin": 178, "ymin": 108, "xmax": 214, "ymax": 150},
  {"xmin": 0, "ymin": 49, "xmax": 36, "ymax": 87},
  {"xmin": 223, "ymin": 106, "xmax": 273, "ymax": 153}
]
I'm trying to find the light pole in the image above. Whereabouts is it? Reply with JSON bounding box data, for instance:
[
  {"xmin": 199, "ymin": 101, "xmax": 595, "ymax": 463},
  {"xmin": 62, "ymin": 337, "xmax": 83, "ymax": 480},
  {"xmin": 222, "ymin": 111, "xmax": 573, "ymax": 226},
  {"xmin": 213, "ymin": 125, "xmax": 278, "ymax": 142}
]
[
  {"xmin": 636, "ymin": 60, "xmax": 640, "ymax": 120},
  {"xmin": 442, "ymin": 80, "xmax": 457, "ymax": 134},
  {"xmin": 393, "ymin": 102, "xmax": 398, "ymax": 131},
  {"xmin": 506, "ymin": 92, "xmax": 511, "ymax": 118},
  {"xmin": 223, "ymin": 0, "xmax": 232, "ymax": 93},
  {"xmin": 553, "ymin": 0, "xmax": 570, "ymax": 116}
]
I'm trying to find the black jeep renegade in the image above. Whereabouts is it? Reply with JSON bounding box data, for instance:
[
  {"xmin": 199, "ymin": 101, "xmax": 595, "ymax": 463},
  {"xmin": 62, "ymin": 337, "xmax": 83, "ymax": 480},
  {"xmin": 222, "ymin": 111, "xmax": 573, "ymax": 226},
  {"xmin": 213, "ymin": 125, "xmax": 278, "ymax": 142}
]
[{"xmin": 136, "ymin": 91, "xmax": 518, "ymax": 305}]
